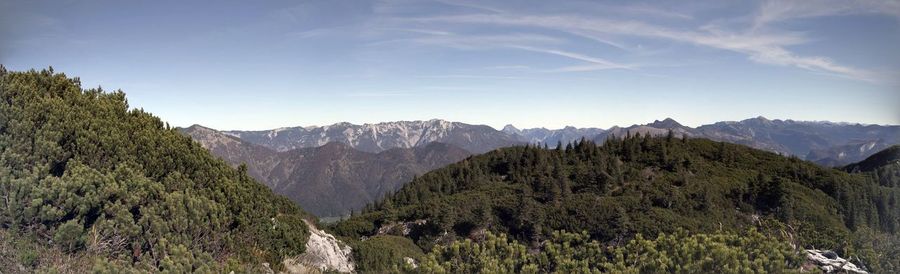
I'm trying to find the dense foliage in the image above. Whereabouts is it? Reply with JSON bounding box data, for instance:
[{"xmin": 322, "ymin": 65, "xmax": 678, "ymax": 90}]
[
  {"xmin": 844, "ymin": 145, "xmax": 900, "ymax": 188},
  {"xmin": 353, "ymin": 235, "xmax": 424, "ymax": 273},
  {"xmin": 0, "ymin": 67, "xmax": 312, "ymax": 272},
  {"xmin": 337, "ymin": 133, "xmax": 900, "ymax": 272},
  {"xmin": 417, "ymin": 229, "xmax": 801, "ymax": 274},
  {"xmin": 843, "ymin": 145, "xmax": 900, "ymax": 173}
]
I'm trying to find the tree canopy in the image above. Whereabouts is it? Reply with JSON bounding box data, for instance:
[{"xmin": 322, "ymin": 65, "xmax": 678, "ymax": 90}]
[
  {"xmin": 337, "ymin": 133, "xmax": 900, "ymax": 273},
  {"xmin": 0, "ymin": 67, "xmax": 312, "ymax": 272}
]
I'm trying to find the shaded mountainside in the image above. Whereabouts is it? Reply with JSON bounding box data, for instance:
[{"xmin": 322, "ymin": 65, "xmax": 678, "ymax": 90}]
[
  {"xmin": 335, "ymin": 136, "xmax": 900, "ymax": 272},
  {"xmin": 591, "ymin": 117, "xmax": 900, "ymax": 167},
  {"xmin": 223, "ymin": 119, "xmax": 522, "ymax": 154},
  {"xmin": 694, "ymin": 117, "xmax": 900, "ymax": 165},
  {"xmin": 805, "ymin": 140, "xmax": 893, "ymax": 167},
  {"xmin": 182, "ymin": 125, "xmax": 471, "ymax": 217},
  {"xmin": 0, "ymin": 68, "xmax": 314, "ymax": 272},
  {"xmin": 181, "ymin": 124, "xmax": 281, "ymax": 182},
  {"xmin": 844, "ymin": 145, "xmax": 900, "ymax": 173},
  {"xmin": 844, "ymin": 146, "xmax": 900, "ymax": 190}
]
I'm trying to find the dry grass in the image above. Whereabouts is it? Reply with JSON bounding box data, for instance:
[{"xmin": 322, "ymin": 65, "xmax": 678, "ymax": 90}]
[{"xmin": 0, "ymin": 228, "xmax": 93, "ymax": 273}]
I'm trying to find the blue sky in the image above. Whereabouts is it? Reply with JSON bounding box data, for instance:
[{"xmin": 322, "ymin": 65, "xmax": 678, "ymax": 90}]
[{"xmin": 2, "ymin": 0, "xmax": 899, "ymax": 130}]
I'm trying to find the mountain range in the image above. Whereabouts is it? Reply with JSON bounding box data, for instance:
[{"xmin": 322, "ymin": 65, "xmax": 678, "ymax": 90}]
[
  {"xmin": 182, "ymin": 125, "xmax": 470, "ymax": 217},
  {"xmin": 184, "ymin": 117, "xmax": 898, "ymax": 218},
  {"xmin": 219, "ymin": 117, "xmax": 899, "ymax": 167},
  {"xmin": 221, "ymin": 119, "xmax": 521, "ymax": 154}
]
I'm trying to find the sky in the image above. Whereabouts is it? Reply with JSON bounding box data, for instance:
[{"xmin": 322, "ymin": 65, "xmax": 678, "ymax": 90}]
[{"xmin": 2, "ymin": 0, "xmax": 899, "ymax": 130}]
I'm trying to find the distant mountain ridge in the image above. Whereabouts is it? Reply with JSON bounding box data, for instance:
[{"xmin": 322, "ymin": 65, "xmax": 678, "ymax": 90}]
[
  {"xmin": 222, "ymin": 119, "xmax": 522, "ymax": 154},
  {"xmin": 502, "ymin": 124, "xmax": 605, "ymax": 146},
  {"xmin": 223, "ymin": 117, "xmax": 899, "ymax": 167},
  {"xmin": 181, "ymin": 125, "xmax": 471, "ymax": 217},
  {"xmin": 185, "ymin": 118, "xmax": 898, "ymax": 215},
  {"xmin": 578, "ymin": 117, "xmax": 897, "ymax": 166},
  {"xmin": 843, "ymin": 145, "xmax": 900, "ymax": 173}
]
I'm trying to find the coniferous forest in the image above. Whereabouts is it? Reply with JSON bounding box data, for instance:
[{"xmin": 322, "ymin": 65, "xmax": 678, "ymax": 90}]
[
  {"xmin": 0, "ymin": 68, "xmax": 313, "ymax": 272},
  {"xmin": 335, "ymin": 132, "xmax": 900, "ymax": 272},
  {"xmin": 1, "ymin": 67, "xmax": 898, "ymax": 273}
]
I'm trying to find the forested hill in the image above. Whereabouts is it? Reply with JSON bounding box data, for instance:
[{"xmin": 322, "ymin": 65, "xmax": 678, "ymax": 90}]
[
  {"xmin": 0, "ymin": 67, "xmax": 312, "ymax": 272},
  {"xmin": 335, "ymin": 134, "xmax": 900, "ymax": 272},
  {"xmin": 844, "ymin": 145, "xmax": 900, "ymax": 173}
]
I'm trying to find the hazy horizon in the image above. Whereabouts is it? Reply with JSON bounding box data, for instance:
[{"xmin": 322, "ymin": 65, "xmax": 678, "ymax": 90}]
[
  {"xmin": 185, "ymin": 115, "xmax": 897, "ymax": 133},
  {"xmin": 4, "ymin": 0, "xmax": 899, "ymax": 130}
]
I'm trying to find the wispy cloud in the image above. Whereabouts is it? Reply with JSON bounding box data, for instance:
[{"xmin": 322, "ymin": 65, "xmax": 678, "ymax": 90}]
[
  {"xmin": 754, "ymin": 0, "xmax": 900, "ymax": 29},
  {"xmin": 417, "ymin": 74, "xmax": 520, "ymax": 79},
  {"xmin": 511, "ymin": 46, "xmax": 635, "ymax": 72},
  {"xmin": 345, "ymin": 91, "xmax": 417, "ymax": 97},
  {"xmin": 408, "ymin": 11, "xmax": 882, "ymax": 82},
  {"xmin": 377, "ymin": 27, "xmax": 453, "ymax": 36},
  {"xmin": 483, "ymin": 65, "xmax": 531, "ymax": 70},
  {"xmin": 372, "ymin": 32, "xmax": 565, "ymax": 50},
  {"xmin": 610, "ymin": 4, "xmax": 694, "ymax": 20},
  {"xmin": 430, "ymin": 0, "xmax": 505, "ymax": 14}
]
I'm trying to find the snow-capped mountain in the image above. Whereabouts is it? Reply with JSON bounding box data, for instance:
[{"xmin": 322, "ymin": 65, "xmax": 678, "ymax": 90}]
[
  {"xmin": 181, "ymin": 124, "xmax": 470, "ymax": 217},
  {"xmin": 223, "ymin": 119, "xmax": 522, "ymax": 154},
  {"xmin": 224, "ymin": 117, "xmax": 899, "ymax": 167}
]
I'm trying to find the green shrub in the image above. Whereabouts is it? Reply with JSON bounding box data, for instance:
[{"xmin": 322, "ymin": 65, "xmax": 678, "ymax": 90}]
[
  {"xmin": 355, "ymin": 235, "xmax": 424, "ymax": 272},
  {"xmin": 54, "ymin": 220, "xmax": 85, "ymax": 252},
  {"xmin": 0, "ymin": 66, "xmax": 312, "ymax": 271},
  {"xmin": 19, "ymin": 249, "xmax": 38, "ymax": 267},
  {"xmin": 418, "ymin": 229, "xmax": 802, "ymax": 274}
]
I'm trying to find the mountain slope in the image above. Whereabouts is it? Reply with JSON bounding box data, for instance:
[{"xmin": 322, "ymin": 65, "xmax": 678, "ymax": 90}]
[
  {"xmin": 269, "ymin": 142, "xmax": 471, "ymax": 217},
  {"xmin": 695, "ymin": 117, "xmax": 900, "ymax": 164},
  {"xmin": 843, "ymin": 145, "xmax": 900, "ymax": 173},
  {"xmin": 224, "ymin": 119, "xmax": 522, "ymax": 154},
  {"xmin": 588, "ymin": 117, "xmax": 900, "ymax": 166},
  {"xmin": 335, "ymin": 136, "xmax": 899, "ymax": 272},
  {"xmin": 0, "ymin": 68, "xmax": 318, "ymax": 272},
  {"xmin": 182, "ymin": 124, "xmax": 281, "ymax": 181},
  {"xmin": 182, "ymin": 125, "xmax": 471, "ymax": 217}
]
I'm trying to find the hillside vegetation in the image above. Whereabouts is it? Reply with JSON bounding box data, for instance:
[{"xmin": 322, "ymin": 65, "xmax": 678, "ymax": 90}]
[
  {"xmin": 336, "ymin": 134, "xmax": 900, "ymax": 272},
  {"xmin": 0, "ymin": 67, "xmax": 312, "ymax": 272}
]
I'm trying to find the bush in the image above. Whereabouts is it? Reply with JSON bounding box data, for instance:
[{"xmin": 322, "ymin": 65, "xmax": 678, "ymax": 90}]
[
  {"xmin": 19, "ymin": 250, "xmax": 38, "ymax": 267},
  {"xmin": 355, "ymin": 235, "xmax": 424, "ymax": 272},
  {"xmin": 0, "ymin": 66, "xmax": 313, "ymax": 271},
  {"xmin": 417, "ymin": 229, "xmax": 802, "ymax": 274},
  {"xmin": 54, "ymin": 220, "xmax": 85, "ymax": 252}
]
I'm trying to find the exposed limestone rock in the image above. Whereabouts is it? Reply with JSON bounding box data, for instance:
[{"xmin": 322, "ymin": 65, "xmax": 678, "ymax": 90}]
[
  {"xmin": 376, "ymin": 219, "xmax": 427, "ymax": 236},
  {"xmin": 285, "ymin": 220, "xmax": 355, "ymax": 273},
  {"xmin": 403, "ymin": 257, "xmax": 418, "ymax": 269},
  {"xmin": 805, "ymin": 249, "xmax": 868, "ymax": 274}
]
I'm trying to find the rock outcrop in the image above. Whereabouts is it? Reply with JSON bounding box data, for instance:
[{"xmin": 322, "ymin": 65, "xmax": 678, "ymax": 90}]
[
  {"xmin": 375, "ymin": 219, "xmax": 428, "ymax": 236},
  {"xmin": 286, "ymin": 220, "xmax": 355, "ymax": 273},
  {"xmin": 805, "ymin": 249, "xmax": 868, "ymax": 274}
]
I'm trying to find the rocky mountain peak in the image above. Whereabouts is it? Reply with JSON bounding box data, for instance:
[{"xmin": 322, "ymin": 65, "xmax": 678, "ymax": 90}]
[
  {"xmin": 502, "ymin": 124, "xmax": 521, "ymax": 134},
  {"xmin": 743, "ymin": 116, "xmax": 776, "ymax": 126},
  {"xmin": 185, "ymin": 124, "xmax": 215, "ymax": 132},
  {"xmin": 647, "ymin": 118, "xmax": 683, "ymax": 129}
]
